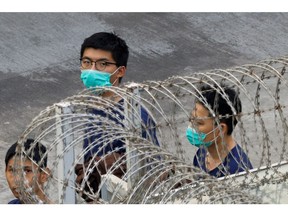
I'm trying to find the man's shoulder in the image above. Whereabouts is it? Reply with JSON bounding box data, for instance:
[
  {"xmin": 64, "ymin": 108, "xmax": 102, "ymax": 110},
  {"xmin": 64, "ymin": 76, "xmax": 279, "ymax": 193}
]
[
  {"xmin": 8, "ymin": 199, "xmax": 21, "ymax": 204},
  {"xmin": 230, "ymin": 144, "xmax": 247, "ymax": 156},
  {"xmin": 228, "ymin": 144, "xmax": 253, "ymax": 169}
]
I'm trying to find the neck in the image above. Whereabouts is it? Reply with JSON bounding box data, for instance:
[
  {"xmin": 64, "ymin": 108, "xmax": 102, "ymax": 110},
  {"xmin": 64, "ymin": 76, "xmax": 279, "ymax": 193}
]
[
  {"xmin": 208, "ymin": 135, "xmax": 236, "ymax": 159},
  {"xmin": 101, "ymin": 90, "xmax": 122, "ymax": 103},
  {"xmin": 206, "ymin": 135, "xmax": 236, "ymax": 170},
  {"xmin": 18, "ymin": 191, "xmax": 51, "ymax": 204},
  {"xmin": 102, "ymin": 90, "xmax": 115, "ymax": 98},
  {"xmin": 37, "ymin": 191, "xmax": 51, "ymax": 204},
  {"xmin": 101, "ymin": 78, "xmax": 118, "ymax": 98}
]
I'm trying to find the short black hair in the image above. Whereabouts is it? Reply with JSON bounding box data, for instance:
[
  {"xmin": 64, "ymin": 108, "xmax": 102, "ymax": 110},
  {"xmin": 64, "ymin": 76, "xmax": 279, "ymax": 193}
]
[
  {"xmin": 5, "ymin": 139, "xmax": 48, "ymax": 169},
  {"xmin": 196, "ymin": 84, "xmax": 242, "ymax": 135},
  {"xmin": 80, "ymin": 32, "xmax": 129, "ymax": 83}
]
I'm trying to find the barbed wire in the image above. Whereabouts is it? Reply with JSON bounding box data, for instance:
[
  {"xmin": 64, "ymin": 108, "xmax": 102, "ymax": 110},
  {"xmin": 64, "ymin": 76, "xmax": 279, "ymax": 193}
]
[{"xmin": 12, "ymin": 55, "xmax": 288, "ymax": 204}]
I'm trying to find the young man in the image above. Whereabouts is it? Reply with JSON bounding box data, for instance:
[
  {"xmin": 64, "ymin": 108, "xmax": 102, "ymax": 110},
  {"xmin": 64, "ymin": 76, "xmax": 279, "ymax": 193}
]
[
  {"xmin": 5, "ymin": 138, "xmax": 50, "ymax": 204},
  {"xmin": 80, "ymin": 32, "xmax": 128, "ymax": 97},
  {"xmin": 186, "ymin": 84, "xmax": 253, "ymax": 178},
  {"xmin": 75, "ymin": 32, "xmax": 159, "ymax": 202}
]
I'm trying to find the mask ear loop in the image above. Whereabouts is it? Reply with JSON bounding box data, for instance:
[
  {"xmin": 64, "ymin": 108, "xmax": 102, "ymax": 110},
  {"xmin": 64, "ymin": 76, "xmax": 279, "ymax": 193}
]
[
  {"xmin": 205, "ymin": 120, "xmax": 224, "ymax": 145},
  {"xmin": 110, "ymin": 67, "xmax": 122, "ymax": 86}
]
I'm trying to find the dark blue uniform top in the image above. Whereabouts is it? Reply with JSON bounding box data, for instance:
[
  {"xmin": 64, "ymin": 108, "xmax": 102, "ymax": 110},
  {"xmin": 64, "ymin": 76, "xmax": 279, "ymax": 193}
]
[
  {"xmin": 8, "ymin": 198, "xmax": 21, "ymax": 204},
  {"xmin": 193, "ymin": 144, "xmax": 253, "ymax": 178},
  {"xmin": 83, "ymin": 98, "xmax": 159, "ymax": 162}
]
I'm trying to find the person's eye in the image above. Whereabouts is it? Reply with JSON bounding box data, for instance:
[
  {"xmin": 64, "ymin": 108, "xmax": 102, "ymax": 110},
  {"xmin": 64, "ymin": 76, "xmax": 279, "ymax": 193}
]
[
  {"xmin": 8, "ymin": 167, "xmax": 14, "ymax": 172},
  {"xmin": 24, "ymin": 168, "xmax": 33, "ymax": 173},
  {"xmin": 99, "ymin": 61, "xmax": 108, "ymax": 67},
  {"xmin": 83, "ymin": 59, "xmax": 91, "ymax": 64}
]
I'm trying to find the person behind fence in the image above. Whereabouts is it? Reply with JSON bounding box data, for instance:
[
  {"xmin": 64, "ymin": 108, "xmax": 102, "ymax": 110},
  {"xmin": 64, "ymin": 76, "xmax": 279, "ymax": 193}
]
[
  {"xmin": 186, "ymin": 84, "xmax": 253, "ymax": 178},
  {"xmin": 75, "ymin": 32, "xmax": 159, "ymax": 202},
  {"xmin": 5, "ymin": 138, "xmax": 51, "ymax": 204}
]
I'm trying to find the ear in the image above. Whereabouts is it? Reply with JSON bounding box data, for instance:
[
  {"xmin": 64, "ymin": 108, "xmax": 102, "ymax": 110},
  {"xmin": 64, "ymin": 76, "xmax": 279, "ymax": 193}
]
[
  {"xmin": 116, "ymin": 66, "xmax": 126, "ymax": 78},
  {"xmin": 39, "ymin": 167, "xmax": 51, "ymax": 184},
  {"xmin": 219, "ymin": 123, "xmax": 228, "ymax": 135}
]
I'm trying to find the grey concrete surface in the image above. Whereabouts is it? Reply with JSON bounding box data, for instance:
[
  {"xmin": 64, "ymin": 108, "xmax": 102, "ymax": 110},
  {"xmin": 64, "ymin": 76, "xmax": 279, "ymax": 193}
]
[{"xmin": 1, "ymin": 12, "xmax": 288, "ymax": 203}]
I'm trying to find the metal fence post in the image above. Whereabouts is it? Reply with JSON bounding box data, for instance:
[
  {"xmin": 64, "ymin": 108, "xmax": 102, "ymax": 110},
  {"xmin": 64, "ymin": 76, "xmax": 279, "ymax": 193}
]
[
  {"xmin": 124, "ymin": 83, "xmax": 143, "ymax": 190},
  {"xmin": 55, "ymin": 102, "xmax": 76, "ymax": 204}
]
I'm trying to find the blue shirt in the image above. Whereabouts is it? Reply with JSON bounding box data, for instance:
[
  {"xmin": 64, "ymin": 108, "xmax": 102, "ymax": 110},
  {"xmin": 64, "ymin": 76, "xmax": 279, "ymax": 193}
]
[
  {"xmin": 193, "ymin": 144, "xmax": 253, "ymax": 178},
  {"xmin": 83, "ymin": 98, "xmax": 159, "ymax": 162},
  {"xmin": 8, "ymin": 199, "xmax": 21, "ymax": 204}
]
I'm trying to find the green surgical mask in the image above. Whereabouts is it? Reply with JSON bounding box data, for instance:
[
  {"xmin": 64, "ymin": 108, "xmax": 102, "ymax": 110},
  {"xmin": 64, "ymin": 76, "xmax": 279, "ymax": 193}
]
[
  {"xmin": 80, "ymin": 67, "xmax": 120, "ymax": 89},
  {"xmin": 186, "ymin": 126, "xmax": 215, "ymax": 148}
]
